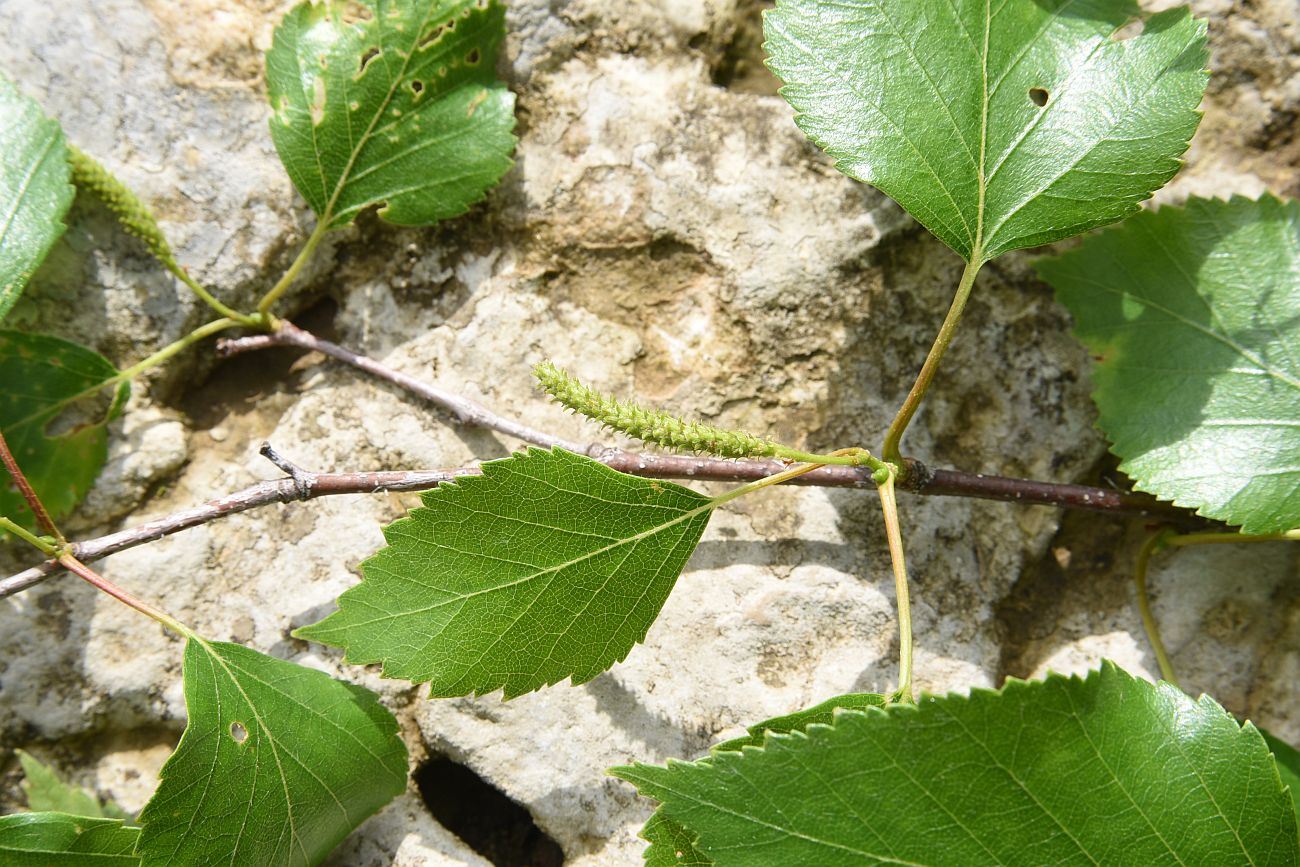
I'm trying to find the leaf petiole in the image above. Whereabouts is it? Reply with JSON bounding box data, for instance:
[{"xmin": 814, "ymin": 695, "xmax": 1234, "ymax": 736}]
[
  {"xmin": 1135, "ymin": 527, "xmax": 1299, "ymax": 687},
  {"xmin": 2, "ymin": 428, "xmax": 190, "ymax": 635},
  {"xmin": 112, "ymin": 317, "xmax": 243, "ymax": 383},
  {"xmin": 0, "ymin": 517, "xmax": 58, "ymax": 555},
  {"xmin": 882, "ymin": 257, "xmax": 983, "ymax": 467},
  {"xmin": 876, "ymin": 467, "xmax": 914, "ymax": 703},
  {"xmin": 707, "ymin": 461, "xmax": 833, "ymax": 509},
  {"xmin": 1164, "ymin": 529, "xmax": 1300, "ymax": 547},
  {"xmin": 774, "ymin": 445, "xmax": 891, "ymax": 473},
  {"xmin": 173, "ymin": 268, "xmax": 263, "ymax": 328},
  {"xmin": 0, "ymin": 429, "xmax": 64, "ymax": 545},
  {"xmin": 3, "ymin": 318, "xmax": 240, "ymax": 446},
  {"xmin": 704, "ymin": 454, "xmax": 914, "ymax": 702},
  {"xmin": 58, "ymin": 552, "xmax": 192, "ymax": 637},
  {"xmin": 1134, "ymin": 531, "xmax": 1179, "ymax": 686},
  {"xmin": 256, "ymin": 218, "xmax": 329, "ymax": 315}
]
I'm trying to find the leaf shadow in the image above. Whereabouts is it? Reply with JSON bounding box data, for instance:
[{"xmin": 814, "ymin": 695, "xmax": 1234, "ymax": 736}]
[
  {"xmin": 1042, "ymin": 197, "xmax": 1300, "ymax": 528},
  {"xmin": 584, "ymin": 672, "xmax": 715, "ymax": 760},
  {"xmin": 689, "ymin": 539, "xmax": 859, "ymax": 570}
]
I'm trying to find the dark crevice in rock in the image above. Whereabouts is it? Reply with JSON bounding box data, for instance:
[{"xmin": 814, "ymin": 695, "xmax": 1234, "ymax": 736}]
[
  {"xmin": 415, "ymin": 755, "xmax": 565, "ymax": 867},
  {"xmin": 993, "ymin": 458, "xmax": 1146, "ymax": 684},
  {"xmin": 710, "ymin": 0, "xmax": 780, "ymax": 95},
  {"xmin": 180, "ymin": 298, "xmax": 338, "ymax": 432}
]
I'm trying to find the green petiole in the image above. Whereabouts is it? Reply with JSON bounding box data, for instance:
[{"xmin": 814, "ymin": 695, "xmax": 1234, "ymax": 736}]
[
  {"xmin": 0, "ymin": 517, "xmax": 59, "ymax": 555},
  {"xmin": 1135, "ymin": 527, "xmax": 1299, "ymax": 688}
]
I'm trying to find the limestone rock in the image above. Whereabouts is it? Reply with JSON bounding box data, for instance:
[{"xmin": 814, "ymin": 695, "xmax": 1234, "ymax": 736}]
[{"xmin": 0, "ymin": 0, "xmax": 1296, "ymax": 864}]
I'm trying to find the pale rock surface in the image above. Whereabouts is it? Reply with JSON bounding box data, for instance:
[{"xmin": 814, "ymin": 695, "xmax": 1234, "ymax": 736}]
[
  {"xmin": 0, "ymin": 0, "xmax": 1296, "ymax": 863},
  {"xmin": 325, "ymin": 793, "xmax": 493, "ymax": 867}
]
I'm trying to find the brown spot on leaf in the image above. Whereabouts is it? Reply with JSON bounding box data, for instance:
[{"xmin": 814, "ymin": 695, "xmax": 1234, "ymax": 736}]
[
  {"xmin": 311, "ymin": 77, "xmax": 327, "ymax": 125},
  {"xmin": 467, "ymin": 88, "xmax": 488, "ymax": 117}
]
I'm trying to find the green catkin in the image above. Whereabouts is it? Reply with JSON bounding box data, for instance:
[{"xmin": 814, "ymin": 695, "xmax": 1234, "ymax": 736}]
[
  {"xmin": 67, "ymin": 145, "xmax": 177, "ymax": 270},
  {"xmin": 534, "ymin": 361, "xmax": 780, "ymax": 459}
]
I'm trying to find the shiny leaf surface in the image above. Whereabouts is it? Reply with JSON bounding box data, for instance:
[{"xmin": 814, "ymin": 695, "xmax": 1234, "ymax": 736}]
[
  {"xmin": 0, "ymin": 76, "xmax": 73, "ymax": 321},
  {"xmin": 764, "ymin": 0, "xmax": 1208, "ymax": 262},
  {"xmin": 1040, "ymin": 195, "xmax": 1300, "ymax": 533},
  {"xmin": 616, "ymin": 664, "xmax": 1299, "ymax": 865}
]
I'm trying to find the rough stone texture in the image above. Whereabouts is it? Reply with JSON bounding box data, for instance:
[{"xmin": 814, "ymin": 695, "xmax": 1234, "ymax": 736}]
[{"xmin": 0, "ymin": 0, "xmax": 1296, "ymax": 864}]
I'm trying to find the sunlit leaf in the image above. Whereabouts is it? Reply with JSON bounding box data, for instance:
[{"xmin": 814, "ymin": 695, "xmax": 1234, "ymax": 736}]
[
  {"xmin": 1039, "ymin": 195, "xmax": 1300, "ymax": 533},
  {"xmin": 0, "ymin": 75, "xmax": 73, "ymax": 322},
  {"xmin": 1263, "ymin": 729, "xmax": 1300, "ymax": 826},
  {"xmin": 297, "ymin": 447, "xmax": 714, "ymax": 698},
  {"xmin": 615, "ymin": 663, "xmax": 1299, "ymax": 865},
  {"xmin": 0, "ymin": 813, "xmax": 139, "ymax": 866},
  {"xmin": 764, "ymin": 0, "xmax": 1208, "ymax": 262},
  {"xmin": 639, "ymin": 693, "xmax": 889, "ymax": 867},
  {"xmin": 266, "ymin": 0, "xmax": 516, "ymax": 229},
  {"xmin": 135, "ymin": 639, "xmax": 407, "ymax": 867},
  {"xmin": 0, "ymin": 330, "xmax": 127, "ymax": 534},
  {"xmin": 713, "ymin": 692, "xmax": 888, "ymax": 752}
]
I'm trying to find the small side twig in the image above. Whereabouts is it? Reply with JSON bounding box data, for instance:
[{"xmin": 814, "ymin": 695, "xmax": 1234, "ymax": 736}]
[
  {"xmin": 259, "ymin": 442, "xmax": 315, "ymax": 499},
  {"xmin": 59, "ymin": 551, "xmax": 189, "ymax": 635},
  {"xmin": 219, "ymin": 322, "xmax": 590, "ymax": 454},
  {"xmin": 0, "ymin": 465, "xmax": 479, "ymax": 598}
]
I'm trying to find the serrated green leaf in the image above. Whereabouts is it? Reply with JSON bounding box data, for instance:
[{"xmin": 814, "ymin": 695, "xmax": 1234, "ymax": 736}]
[
  {"xmin": 1263, "ymin": 730, "xmax": 1300, "ymax": 827},
  {"xmin": 0, "ymin": 76, "xmax": 74, "ymax": 322},
  {"xmin": 0, "ymin": 330, "xmax": 128, "ymax": 535},
  {"xmin": 18, "ymin": 750, "xmax": 132, "ymax": 823},
  {"xmin": 0, "ymin": 813, "xmax": 139, "ymax": 865},
  {"xmin": 764, "ymin": 0, "xmax": 1208, "ymax": 263},
  {"xmin": 267, "ymin": 0, "xmax": 516, "ymax": 230},
  {"xmin": 642, "ymin": 811, "xmax": 712, "ymax": 867},
  {"xmin": 135, "ymin": 639, "xmax": 407, "ymax": 867},
  {"xmin": 641, "ymin": 693, "xmax": 890, "ymax": 867},
  {"xmin": 713, "ymin": 692, "xmax": 888, "ymax": 753},
  {"xmin": 615, "ymin": 663, "xmax": 1299, "ymax": 866},
  {"xmin": 297, "ymin": 447, "xmax": 714, "ymax": 699},
  {"xmin": 1038, "ymin": 195, "xmax": 1300, "ymax": 534}
]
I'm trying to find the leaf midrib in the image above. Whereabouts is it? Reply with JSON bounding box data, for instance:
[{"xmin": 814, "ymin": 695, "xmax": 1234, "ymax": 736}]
[
  {"xmin": 650, "ymin": 770, "xmax": 929, "ymax": 866},
  {"xmin": 767, "ymin": 9, "xmax": 975, "ymax": 253},
  {"xmin": 1058, "ymin": 687, "xmax": 1187, "ymax": 864},
  {"xmin": 937, "ymin": 701, "xmax": 1102, "ymax": 865},
  {"xmin": 1147, "ymin": 696, "xmax": 1257, "ymax": 864},
  {"xmin": 343, "ymin": 492, "xmax": 716, "ymax": 630},
  {"xmin": 0, "ymin": 848, "xmax": 136, "ymax": 861},
  {"xmin": 974, "ymin": 0, "xmax": 990, "ymax": 262},
  {"xmin": 191, "ymin": 640, "xmax": 325, "ymax": 867},
  {"xmin": 317, "ymin": 1, "xmax": 443, "ymax": 227},
  {"xmin": 5, "ymin": 372, "xmax": 120, "ymax": 434},
  {"xmin": 0, "ymin": 124, "xmax": 61, "ymax": 276}
]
